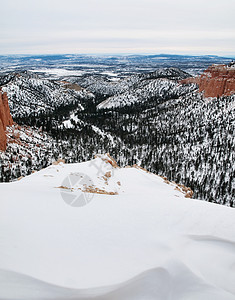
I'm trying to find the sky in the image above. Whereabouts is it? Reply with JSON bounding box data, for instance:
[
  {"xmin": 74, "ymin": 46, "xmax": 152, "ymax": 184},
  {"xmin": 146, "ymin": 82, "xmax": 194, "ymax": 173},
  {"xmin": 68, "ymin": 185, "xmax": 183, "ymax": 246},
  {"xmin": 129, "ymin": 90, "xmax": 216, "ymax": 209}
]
[{"xmin": 1, "ymin": 0, "xmax": 235, "ymax": 56}]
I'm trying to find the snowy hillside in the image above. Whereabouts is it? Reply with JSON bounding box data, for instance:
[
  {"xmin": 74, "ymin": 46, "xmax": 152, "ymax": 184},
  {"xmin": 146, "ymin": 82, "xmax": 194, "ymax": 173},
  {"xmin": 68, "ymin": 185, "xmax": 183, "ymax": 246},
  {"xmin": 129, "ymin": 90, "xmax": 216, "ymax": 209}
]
[
  {"xmin": 73, "ymin": 67, "xmax": 190, "ymax": 103},
  {"xmin": 97, "ymin": 78, "xmax": 196, "ymax": 109},
  {"xmin": 0, "ymin": 155, "xmax": 235, "ymax": 299},
  {"xmin": 0, "ymin": 71, "xmax": 94, "ymax": 118},
  {"xmin": 0, "ymin": 124, "xmax": 123, "ymax": 182}
]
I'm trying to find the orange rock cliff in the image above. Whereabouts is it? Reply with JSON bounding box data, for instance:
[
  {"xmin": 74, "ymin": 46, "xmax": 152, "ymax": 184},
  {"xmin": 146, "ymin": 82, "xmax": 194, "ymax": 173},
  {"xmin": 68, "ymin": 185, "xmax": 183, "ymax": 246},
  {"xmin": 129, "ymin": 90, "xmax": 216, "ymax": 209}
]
[
  {"xmin": 0, "ymin": 91, "xmax": 13, "ymax": 151},
  {"xmin": 181, "ymin": 63, "xmax": 235, "ymax": 98}
]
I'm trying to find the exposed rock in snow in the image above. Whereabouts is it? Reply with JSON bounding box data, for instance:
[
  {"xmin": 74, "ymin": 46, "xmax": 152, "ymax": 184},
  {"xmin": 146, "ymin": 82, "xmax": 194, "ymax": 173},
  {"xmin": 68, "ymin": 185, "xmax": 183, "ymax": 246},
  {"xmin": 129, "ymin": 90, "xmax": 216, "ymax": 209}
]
[
  {"xmin": 181, "ymin": 64, "xmax": 235, "ymax": 98},
  {"xmin": 0, "ymin": 91, "xmax": 13, "ymax": 151}
]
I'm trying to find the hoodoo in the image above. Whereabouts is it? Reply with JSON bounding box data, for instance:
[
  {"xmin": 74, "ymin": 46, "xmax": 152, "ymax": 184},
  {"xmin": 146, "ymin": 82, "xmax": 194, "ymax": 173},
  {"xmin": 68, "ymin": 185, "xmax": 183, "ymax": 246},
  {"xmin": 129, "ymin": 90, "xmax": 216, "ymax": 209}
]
[
  {"xmin": 0, "ymin": 91, "xmax": 13, "ymax": 151},
  {"xmin": 181, "ymin": 63, "xmax": 235, "ymax": 98}
]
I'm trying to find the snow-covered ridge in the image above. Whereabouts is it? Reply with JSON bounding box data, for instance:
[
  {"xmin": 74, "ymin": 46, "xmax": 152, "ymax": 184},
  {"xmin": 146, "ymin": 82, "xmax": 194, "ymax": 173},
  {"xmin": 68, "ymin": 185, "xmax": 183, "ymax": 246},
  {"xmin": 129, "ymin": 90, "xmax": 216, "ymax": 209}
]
[
  {"xmin": 96, "ymin": 68, "xmax": 195, "ymax": 109},
  {"xmin": 0, "ymin": 71, "xmax": 94, "ymax": 118},
  {"xmin": 74, "ymin": 67, "xmax": 190, "ymax": 100},
  {"xmin": 0, "ymin": 155, "xmax": 234, "ymax": 299},
  {"xmin": 97, "ymin": 78, "xmax": 197, "ymax": 109}
]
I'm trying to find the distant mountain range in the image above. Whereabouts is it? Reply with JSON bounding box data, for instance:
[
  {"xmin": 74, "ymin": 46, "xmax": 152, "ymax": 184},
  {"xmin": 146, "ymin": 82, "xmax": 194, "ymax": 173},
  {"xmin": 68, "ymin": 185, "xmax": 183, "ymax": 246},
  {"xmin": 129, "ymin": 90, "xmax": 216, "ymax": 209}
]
[{"xmin": 0, "ymin": 54, "xmax": 233, "ymax": 77}]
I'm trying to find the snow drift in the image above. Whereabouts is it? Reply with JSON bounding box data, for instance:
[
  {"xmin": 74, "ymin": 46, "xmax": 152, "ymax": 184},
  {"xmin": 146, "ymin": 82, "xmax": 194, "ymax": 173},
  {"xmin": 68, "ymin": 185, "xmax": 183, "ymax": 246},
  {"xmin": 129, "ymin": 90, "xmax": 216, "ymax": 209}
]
[{"xmin": 0, "ymin": 154, "xmax": 234, "ymax": 299}]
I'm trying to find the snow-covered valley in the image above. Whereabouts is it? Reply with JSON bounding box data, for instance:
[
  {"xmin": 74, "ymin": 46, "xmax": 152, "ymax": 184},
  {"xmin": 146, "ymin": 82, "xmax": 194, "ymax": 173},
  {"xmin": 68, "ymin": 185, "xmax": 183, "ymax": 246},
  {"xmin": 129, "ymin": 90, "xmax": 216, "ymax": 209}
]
[
  {"xmin": 0, "ymin": 64, "xmax": 234, "ymax": 207},
  {"xmin": 0, "ymin": 155, "xmax": 235, "ymax": 299}
]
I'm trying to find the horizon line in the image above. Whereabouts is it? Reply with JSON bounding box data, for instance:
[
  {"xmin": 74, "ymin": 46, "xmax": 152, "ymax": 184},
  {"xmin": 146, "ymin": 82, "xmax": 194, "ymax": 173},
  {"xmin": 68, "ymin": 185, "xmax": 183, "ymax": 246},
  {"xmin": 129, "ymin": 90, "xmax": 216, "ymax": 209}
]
[{"xmin": 0, "ymin": 53, "xmax": 234, "ymax": 59}]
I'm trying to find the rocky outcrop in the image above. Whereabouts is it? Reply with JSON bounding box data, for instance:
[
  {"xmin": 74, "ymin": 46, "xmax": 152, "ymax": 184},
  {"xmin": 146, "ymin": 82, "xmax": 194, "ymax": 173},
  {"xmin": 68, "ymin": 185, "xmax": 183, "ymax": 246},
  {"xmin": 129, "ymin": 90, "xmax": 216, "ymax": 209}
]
[
  {"xmin": 181, "ymin": 64, "xmax": 235, "ymax": 98},
  {"xmin": 0, "ymin": 91, "xmax": 13, "ymax": 151},
  {"xmin": 0, "ymin": 120, "xmax": 6, "ymax": 151}
]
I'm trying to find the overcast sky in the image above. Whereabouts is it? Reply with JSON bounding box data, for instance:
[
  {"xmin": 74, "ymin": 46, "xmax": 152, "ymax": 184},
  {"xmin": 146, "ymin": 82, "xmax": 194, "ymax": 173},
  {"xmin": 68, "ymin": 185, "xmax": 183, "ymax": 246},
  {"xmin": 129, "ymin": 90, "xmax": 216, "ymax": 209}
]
[{"xmin": 1, "ymin": 0, "xmax": 235, "ymax": 56}]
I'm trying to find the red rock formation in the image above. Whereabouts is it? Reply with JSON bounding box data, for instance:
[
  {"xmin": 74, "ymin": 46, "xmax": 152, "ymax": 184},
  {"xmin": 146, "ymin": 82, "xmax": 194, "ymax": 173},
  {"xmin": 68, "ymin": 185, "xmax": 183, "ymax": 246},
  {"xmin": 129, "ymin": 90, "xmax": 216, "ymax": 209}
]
[
  {"xmin": 181, "ymin": 64, "xmax": 235, "ymax": 98},
  {"xmin": 0, "ymin": 118, "xmax": 6, "ymax": 151},
  {"xmin": 0, "ymin": 91, "xmax": 13, "ymax": 151}
]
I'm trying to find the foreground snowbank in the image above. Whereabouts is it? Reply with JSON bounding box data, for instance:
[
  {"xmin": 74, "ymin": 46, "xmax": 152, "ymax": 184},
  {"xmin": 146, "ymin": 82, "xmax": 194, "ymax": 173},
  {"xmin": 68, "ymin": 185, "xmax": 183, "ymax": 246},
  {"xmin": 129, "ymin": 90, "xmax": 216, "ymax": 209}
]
[{"xmin": 0, "ymin": 155, "xmax": 234, "ymax": 299}]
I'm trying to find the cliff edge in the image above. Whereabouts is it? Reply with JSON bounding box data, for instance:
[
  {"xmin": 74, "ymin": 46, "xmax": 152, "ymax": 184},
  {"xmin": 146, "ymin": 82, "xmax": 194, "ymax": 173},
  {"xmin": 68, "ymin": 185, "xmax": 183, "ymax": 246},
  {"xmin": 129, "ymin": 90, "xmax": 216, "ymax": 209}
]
[
  {"xmin": 181, "ymin": 63, "xmax": 235, "ymax": 98},
  {"xmin": 0, "ymin": 91, "xmax": 13, "ymax": 151}
]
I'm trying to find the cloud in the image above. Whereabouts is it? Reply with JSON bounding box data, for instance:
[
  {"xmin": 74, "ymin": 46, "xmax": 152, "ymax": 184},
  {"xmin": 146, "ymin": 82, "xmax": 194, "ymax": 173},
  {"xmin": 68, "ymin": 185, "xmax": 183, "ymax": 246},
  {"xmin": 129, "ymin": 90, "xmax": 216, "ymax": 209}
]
[{"xmin": 1, "ymin": 0, "xmax": 235, "ymax": 55}]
